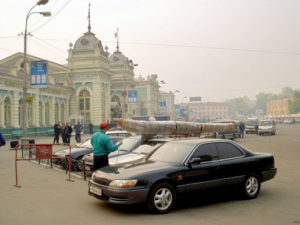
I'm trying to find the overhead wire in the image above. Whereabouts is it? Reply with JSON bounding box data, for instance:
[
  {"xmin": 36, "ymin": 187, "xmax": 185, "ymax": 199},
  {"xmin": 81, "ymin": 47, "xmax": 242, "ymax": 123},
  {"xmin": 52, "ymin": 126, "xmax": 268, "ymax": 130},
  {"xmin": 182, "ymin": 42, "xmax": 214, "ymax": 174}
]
[{"xmin": 29, "ymin": 0, "xmax": 74, "ymax": 33}]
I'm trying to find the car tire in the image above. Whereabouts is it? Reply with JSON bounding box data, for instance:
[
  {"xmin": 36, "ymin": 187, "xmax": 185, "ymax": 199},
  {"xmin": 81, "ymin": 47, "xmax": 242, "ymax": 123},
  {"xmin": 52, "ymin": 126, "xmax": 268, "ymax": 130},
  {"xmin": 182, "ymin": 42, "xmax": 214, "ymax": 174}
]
[
  {"xmin": 147, "ymin": 182, "xmax": 176, "ymax": 214},
  {"xmin": 242, "ymin": 174, "xmax": 261, "ymax": 199}
]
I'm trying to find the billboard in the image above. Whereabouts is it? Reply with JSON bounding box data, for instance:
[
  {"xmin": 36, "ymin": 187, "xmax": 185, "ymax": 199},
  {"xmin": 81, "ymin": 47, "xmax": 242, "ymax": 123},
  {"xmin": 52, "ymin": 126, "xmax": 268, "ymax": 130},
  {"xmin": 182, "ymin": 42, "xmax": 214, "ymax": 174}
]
[
  {"xmin": 31, "ymin": 61, "xmax": 48, "ymax": 88},
  {"xmin": 128, "ymin": 91, "xmax": 137, "ymax": 104},
  {"xmin": 190, "ymin": 96, "xmax": 202, "ymax": 102}
]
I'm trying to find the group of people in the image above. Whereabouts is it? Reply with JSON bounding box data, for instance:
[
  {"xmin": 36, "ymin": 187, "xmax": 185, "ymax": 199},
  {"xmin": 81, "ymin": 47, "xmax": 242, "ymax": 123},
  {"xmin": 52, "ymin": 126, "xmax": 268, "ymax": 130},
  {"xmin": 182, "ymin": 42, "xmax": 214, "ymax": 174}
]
[
  {"xmin": 53, "ymin": 121, "xmax": 94, "ymax": 144},
  {"xmin": 53, "ymin": 121, "xmax": 73, "ymax": 144}
]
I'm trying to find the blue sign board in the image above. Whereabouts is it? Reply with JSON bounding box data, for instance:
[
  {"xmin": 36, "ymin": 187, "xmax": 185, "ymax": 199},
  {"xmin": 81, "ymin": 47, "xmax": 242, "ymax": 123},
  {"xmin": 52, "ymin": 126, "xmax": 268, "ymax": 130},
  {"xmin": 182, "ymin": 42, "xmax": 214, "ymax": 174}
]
[
  {"xmin": 160, "ymin": 102, "xmax": 166, "ymax": 111},
  {"xmin": 128, "ymin": 91, "xmax": 137, "ymax": 104},
  {"xmin": 31, "ymin": 61, "xmax": 48, "ymax": 88}
]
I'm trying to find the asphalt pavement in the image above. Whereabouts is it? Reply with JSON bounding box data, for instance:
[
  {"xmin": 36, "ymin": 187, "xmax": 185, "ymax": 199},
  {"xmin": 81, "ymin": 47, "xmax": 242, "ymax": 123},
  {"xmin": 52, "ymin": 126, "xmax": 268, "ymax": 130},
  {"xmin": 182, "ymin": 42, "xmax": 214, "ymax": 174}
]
[{"xmin": 0, "ymin": 125, "xmax": 300, "ymax": 225}]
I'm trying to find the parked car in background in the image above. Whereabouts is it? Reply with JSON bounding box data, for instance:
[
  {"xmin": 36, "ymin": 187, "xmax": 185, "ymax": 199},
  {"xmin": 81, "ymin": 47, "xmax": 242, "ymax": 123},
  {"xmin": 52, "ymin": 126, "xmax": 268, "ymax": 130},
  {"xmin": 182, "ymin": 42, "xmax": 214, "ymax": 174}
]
[
  {"xmin": 106, "ymin": 130, "xmax": 135, "ymax": 138},
  {"xmin": 83, "ymin": 135, "xmax": 142, "ymax": 171},
  {"xmin": 283, "ymin": 119, "xmax": 295, "ymax": 124},
  {"xmin": 258, "ymin": 120, "xmax": 276, "ymax": 135},
  {"xmin": 245, "ymin": 118, "xmax": 259, "ymax": 134},
  {"xmin": 88, "ymin": 138, "xmax": 277, "ymax": 213},
  {"xmin": 53, "ymin": 136, "xmax": 124, "ymax": 171}
]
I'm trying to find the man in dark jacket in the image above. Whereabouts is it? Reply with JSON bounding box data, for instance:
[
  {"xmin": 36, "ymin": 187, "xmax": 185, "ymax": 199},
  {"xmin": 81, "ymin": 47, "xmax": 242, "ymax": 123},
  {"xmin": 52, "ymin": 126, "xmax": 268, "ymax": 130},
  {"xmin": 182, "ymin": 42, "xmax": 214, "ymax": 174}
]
[
  {"xmin": 53, "ymin": 121, "xmax": 61, "ymax": 144},
  {"xmin": 91, "ymin": 122, "xmax": 123, "ymax": 170},
  {"xmin": 64, "ymin": 122, "xmax": 72, "ymax": 144}
]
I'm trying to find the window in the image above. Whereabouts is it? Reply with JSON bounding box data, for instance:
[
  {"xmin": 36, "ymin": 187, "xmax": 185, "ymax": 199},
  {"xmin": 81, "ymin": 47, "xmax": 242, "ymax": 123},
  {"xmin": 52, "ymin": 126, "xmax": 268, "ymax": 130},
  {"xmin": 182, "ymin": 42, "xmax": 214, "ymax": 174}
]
[
  {"xmin": 61, "ymin": 103, "xmax": 65, "ymax": 123},
  {"xmin": 39, "ymin": 101, "xmax": 43, "ymax": 126},
  {"xmin": 4, "ymin": 97, "xmax": 11, "ymax": 127},
  {"xmin": 45, "ymin": 102, "xmax": 50, "ymax": 126},
  {"xmin": 79, "ymin": 89, "xmax": 90, "ymax": 124},
  {"xmin": 216, "ymin": 142, "xmax": 243, "ymax": 160},
  {"xmin": 191, "ymin": 143, "xmax": 218, "ymax": 162},
  {"xmin": 28, "ymin": 101, "xmax": 33, "ymax": 126},
  {"xmin": 55, "ymin": 102, "xmax": 59, "ymax": 122}
]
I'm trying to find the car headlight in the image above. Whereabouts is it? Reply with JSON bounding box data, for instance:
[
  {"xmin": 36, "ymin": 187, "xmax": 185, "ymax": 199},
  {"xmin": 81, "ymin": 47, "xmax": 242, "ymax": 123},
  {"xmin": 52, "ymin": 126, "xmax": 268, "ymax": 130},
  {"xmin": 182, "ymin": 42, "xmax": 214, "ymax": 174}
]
[{"xmin": 109, "ymin": 179, "xmax": 138, "ymax": 188}]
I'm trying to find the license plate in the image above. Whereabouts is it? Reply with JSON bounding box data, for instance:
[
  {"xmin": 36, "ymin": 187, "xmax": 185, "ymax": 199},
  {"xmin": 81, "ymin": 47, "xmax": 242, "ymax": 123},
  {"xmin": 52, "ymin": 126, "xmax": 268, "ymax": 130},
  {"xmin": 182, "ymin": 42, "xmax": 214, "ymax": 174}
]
[{"xmin": 90, "ymin": 185, "xmax": 102, "ymax": 196}]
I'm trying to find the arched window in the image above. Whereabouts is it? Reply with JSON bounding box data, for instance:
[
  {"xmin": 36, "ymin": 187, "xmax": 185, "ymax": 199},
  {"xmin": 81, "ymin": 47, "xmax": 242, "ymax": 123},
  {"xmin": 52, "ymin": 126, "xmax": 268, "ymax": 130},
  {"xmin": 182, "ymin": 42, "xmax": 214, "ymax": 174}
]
[
  {"xmin": 18, "ymin": 99, "xmax": 23, "ymax": 127},
  {"xmin": 55, "ymin": 102, "xmax": 59, "ymax": 123},
  {"xmin": 79, "ymin": 89, "xmax": 90, "ymax": 124},
  {"xmin": 28, "ymin": 101, "xmax": 33, "ymax": 126},
  {"xmin": 39, "ymin": 101, "xmax": 43, "ymax": 126},
  {"xmin": 4, "ymin": 97, "xmax": 12, "ymax": 127},
  {"xmin": 61, "ymin": 103, "xmax": 65, "ymax": 123},
  {"xmin": 45, "ymin": 102, "xmax": 50, "ymax": 126}
]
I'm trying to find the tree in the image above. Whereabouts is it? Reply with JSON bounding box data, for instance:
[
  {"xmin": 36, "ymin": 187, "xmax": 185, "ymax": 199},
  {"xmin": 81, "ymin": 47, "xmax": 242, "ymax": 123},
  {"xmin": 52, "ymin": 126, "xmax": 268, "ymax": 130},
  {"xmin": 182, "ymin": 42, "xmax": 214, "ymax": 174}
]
[
  {"xmin": 281, "ymin": 87, "xmax": 294, "ymax": 98},
  {"xmin": 226, "ymin": 96, "xmax": 251, "ymax": 118},
  {"xmin": 288, "ymin": 91, "xmax": 300, "ymax": 114},
  {"xmin": 255, "ymin": 92, "xmax": 278, "ymax": 114}
]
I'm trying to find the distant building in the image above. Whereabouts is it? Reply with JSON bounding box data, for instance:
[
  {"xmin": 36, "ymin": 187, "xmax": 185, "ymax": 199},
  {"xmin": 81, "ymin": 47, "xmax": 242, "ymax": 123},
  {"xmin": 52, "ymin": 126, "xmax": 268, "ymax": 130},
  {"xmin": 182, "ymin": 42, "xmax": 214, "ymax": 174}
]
[
  {"xmin": 267, "ymin": 97, "xmax": 293, "ymax": 117},
  {"xmin": 0, "ymin": 5, "xmax": 174, "ymax": 137},
  {"xmin": 181, "ymin": 102, "xmax": 229, "ymax": 121}
]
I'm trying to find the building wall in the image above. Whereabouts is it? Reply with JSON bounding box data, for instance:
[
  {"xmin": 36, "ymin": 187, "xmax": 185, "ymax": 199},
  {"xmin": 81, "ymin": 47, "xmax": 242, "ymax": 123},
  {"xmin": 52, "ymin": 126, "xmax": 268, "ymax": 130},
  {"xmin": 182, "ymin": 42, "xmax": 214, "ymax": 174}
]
[{"xmin": 267, "ymin": 98, "xmax": 293, "ymax": 117}]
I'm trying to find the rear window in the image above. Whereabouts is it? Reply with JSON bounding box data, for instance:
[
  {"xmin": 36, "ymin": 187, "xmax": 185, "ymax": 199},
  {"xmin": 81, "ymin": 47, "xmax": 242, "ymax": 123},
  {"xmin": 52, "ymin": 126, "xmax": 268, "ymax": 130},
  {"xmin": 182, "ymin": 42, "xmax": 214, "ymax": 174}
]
[
  {"xmin": 216, "ymin": 142, "xmax": 243, "ymax": 159},
  {"xmin": 246, "ymin": 120, "xmax": 257, "ymax": 126}
]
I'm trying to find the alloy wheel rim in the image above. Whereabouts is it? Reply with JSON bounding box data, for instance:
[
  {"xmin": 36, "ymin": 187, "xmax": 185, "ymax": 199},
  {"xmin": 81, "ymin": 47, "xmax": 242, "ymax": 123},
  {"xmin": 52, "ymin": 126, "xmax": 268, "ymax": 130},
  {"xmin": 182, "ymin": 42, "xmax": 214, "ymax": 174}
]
[
  {"xmin": 154, "ymin": 187, "xmax": 173, "ymax": 211},
  {"xmin": 246, "ymin": 177, "xmax": 258, "ymax": 196}
]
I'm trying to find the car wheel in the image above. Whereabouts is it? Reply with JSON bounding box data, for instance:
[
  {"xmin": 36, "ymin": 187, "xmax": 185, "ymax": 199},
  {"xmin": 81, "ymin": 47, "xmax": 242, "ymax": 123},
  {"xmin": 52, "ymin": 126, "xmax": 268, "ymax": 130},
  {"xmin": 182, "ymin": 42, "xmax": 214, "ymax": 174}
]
[
  {"xmin": 75, "ymin": 157, "xmax": 83, "ymax": 171},
  {"xmin": 242, "ymin": 174, "xmax": 261, "ymax": 199},
  {"xmin": 147, "ymin": 182, "xmax": 176, "ymax": 214}
]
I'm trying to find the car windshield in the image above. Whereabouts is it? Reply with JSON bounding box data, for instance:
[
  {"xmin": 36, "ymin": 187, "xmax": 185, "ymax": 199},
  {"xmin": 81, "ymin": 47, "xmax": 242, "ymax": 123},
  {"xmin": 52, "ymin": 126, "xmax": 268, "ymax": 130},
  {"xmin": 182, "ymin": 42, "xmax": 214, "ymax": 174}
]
[
  {"xmin": 246, "ymin": 120, "xmax": 257, "ymax": 126},
  {"xmin": 148, "ymin": 142, "xmax": 195, "ymax": 164},
  {"xmin": 118, "ymin": 137, "xmax": 140, "ymax": 152},
  {"xmin": 133, "ymin": 143, "xmax": 163, "ymax": 155},
  {"xmin": 261, "ymin": 121, "xmax": 272, "ymax": 126}
]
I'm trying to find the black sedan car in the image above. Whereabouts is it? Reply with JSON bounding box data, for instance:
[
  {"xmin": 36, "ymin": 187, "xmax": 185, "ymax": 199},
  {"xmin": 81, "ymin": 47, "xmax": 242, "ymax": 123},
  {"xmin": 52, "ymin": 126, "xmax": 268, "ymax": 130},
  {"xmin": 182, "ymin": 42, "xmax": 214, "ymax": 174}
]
[{"xmin": 88, "ymin": 139, "xmax": 277, "ymax": 213}]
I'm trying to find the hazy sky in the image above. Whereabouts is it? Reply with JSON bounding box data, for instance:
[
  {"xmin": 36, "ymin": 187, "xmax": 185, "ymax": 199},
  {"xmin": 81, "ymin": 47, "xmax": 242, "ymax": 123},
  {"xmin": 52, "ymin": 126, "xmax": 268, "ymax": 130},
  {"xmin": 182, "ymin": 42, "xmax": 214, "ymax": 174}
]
[{"xmin": 1, "ymin": 0, "xmax": 300, "ymax": 102}]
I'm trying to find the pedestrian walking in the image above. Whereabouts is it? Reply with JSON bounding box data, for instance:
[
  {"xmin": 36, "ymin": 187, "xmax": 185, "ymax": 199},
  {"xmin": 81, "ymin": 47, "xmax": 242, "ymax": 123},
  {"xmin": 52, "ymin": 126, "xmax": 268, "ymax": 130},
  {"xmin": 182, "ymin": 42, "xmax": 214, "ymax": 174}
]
[
  {"xmin": 0, "ymin": 132, "xmax": 6, "ymax": 147},
  {"xmin": 89, "ymin": 121, "xmax": 94, "ymax": 135},
  {"xmin": 74, "ymin": 121, "xmax": 83, "ymax": 143},
  {"xmin": 64, "ymin": 122, "xmax": 72, "ymax": 144},
  {"xmin": 53, "ymin": 121, "xmax": 61, "ymax": 144},
  {"xmin": 91, "ymin": 122, "xmax": 123, "ymax": 170},
  {"xmin": 239, "ymin": 122, "xmax": 245, "ymax": 138}
]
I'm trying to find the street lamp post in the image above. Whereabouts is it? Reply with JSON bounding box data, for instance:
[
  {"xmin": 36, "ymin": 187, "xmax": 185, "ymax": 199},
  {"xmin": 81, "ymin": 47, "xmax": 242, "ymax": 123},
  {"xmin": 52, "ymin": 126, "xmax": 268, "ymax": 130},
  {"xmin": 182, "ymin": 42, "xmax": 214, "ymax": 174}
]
[{"xmin": 22, "ymin": 0, "xmax": 50, "ymax": 137}]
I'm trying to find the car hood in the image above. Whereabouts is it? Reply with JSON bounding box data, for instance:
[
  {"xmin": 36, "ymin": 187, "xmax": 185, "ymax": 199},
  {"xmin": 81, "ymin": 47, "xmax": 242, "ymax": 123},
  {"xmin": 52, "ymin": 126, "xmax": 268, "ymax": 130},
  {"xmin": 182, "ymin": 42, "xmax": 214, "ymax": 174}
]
[
  {"xmin": 92, "ymin": 160, "xmax": 172, "ymax": 182},
  {"xmin": 109, "ymin": 153, "xmax": 145, "ymax": 165},
  {"xmin": 54, "ymin": 147, "xmax": 93, "ymax": 159}
]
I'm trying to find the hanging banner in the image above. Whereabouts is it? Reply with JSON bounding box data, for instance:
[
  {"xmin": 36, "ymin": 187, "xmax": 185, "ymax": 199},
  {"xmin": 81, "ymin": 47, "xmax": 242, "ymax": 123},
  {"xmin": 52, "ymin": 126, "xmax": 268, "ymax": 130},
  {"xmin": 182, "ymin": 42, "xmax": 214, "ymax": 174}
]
[
  {"xmin": 31, "ymin": 61, "xmax": 48, "ymax": 88},
  {"xmin": 128, "ymin": 91, "xmax": 137, "ymax": 104}
]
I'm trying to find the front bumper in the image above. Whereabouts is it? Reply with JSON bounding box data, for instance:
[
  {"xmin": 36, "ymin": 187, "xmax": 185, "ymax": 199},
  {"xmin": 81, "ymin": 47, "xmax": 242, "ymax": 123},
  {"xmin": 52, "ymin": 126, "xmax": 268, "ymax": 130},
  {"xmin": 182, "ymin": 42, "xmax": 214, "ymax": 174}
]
[
  {"xmin": 88, "ymin": 180, "xmax": 149, "ymax": 205},
  {"xmin": 262, "ymin": 168, "xmax": 277, "ymax": 182}
]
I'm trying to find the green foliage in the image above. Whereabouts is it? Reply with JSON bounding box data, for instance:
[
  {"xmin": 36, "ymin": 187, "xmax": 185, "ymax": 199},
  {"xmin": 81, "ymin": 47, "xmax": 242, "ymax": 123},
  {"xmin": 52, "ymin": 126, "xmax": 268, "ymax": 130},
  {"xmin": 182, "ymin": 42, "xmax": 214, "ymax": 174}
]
[
  {"xmin": 226, "ymin": 96, "xmax": 251, "ymax": 117},
  {"xmin": 288, "ymin": 91, "xmax": 300, "ymax": 114}
]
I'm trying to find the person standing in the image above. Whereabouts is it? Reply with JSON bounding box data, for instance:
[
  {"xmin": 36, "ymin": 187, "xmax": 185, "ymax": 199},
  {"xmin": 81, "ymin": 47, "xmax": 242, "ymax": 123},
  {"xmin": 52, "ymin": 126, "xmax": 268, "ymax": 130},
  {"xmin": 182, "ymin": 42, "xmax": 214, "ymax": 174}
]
[
  {"xmin": 53, "ymin": 121, "xmax": 61, "ymax": 144},
  {"xmin": 0, "ymin": 132, "xmax": 6, "ymax": 147},
  {"xmin": 74, "ymin": 121, "xmax": 83, "ymax": 143},
  {"xmin": 239, "ymin": 122, "xmax": 245, "ymax": 138},
  {"xmin": 64, "ymin": 122, "xmax": 72, "ymax": 144},
  {"xmin": 91, "ymin": 122, "xmax": 123, "ymax": 170},
  {"xmin": 89, "ymin": 121, "xmax": 94, "ymax": 135}
]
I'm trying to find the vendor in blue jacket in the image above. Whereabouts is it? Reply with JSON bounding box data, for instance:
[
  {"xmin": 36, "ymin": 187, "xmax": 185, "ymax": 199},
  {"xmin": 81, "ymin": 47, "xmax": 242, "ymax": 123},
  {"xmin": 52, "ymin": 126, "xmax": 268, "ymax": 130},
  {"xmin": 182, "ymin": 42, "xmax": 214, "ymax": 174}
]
[{"xmin": 91, "ymin": 122, "xmax": 123, "ymax": 170}]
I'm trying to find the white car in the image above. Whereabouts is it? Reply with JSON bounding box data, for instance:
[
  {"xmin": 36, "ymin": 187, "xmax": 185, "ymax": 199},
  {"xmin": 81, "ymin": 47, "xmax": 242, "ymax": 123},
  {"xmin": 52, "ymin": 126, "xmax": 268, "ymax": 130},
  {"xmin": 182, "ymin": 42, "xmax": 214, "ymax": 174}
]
[{"xmin": 258, "ymin": 120, "xmax": 276, "ymax": 135}]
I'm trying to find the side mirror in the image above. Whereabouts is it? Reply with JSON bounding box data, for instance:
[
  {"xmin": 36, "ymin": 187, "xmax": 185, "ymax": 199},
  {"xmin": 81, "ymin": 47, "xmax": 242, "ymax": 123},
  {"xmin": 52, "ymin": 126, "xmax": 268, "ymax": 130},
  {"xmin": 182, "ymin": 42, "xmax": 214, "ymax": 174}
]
[{"xmin": 187, "ymin": 157, "xmax": 201, "ymax": 166}]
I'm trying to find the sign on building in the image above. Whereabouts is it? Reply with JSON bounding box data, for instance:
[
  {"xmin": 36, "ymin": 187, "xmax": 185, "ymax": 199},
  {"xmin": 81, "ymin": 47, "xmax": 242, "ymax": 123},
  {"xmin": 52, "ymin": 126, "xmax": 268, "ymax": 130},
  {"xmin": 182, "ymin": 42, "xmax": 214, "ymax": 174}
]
[
  {"xmin": 128, "ymin": 91, "xmax": 137, "ymax": 104},
  {"xmin": 31, "ymin": 61, "xmax": 48, "ymax": 88},
  {"xmin": 190, "ymin": 96, "xmax": 202, "ymax": 102}
]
